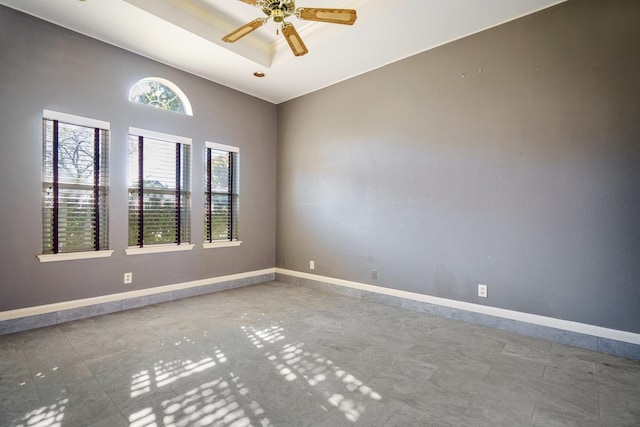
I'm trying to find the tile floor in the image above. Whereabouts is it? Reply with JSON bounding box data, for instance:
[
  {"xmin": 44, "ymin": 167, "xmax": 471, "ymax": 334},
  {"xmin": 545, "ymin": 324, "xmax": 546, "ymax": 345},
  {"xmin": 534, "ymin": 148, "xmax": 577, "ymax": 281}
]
[{"xmin": 1, "ymin": 281, "xmax": 639, "ymax": 426}]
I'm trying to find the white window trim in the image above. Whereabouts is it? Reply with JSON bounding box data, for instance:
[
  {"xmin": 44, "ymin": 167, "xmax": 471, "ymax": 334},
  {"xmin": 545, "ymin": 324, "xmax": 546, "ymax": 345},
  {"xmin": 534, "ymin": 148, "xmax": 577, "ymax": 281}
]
[
  {"xmin": 128, "ymin": 129, "xmax": 192, "ymax": 250},
  {"xmin": 126, "ymin": 244, "xmax": 195, "ymax": 256},
  {"xmin": 203, "ymin": 241, "xmax": 243, "ymax": 249},
  {"xmin": 204, "ymin": 141, "xmax": 240, "ymax": 245},
  {"xmin": 43, "ymin": 109, "xmax": 110, "ymax": 130},
  {"xmin": 41, "ymin": 111, "xmax": 111, "ymax": 258},
  {"xmin": 38, "ymin": 250, "xmax": 114, "ymax": 263},
  {"xmin": 205, "ymin": 141, "xmax": 239, "ymax": 153},
  {"xmin": 129, "ymin": 127, "xmax": 192, "ymax": 146}
]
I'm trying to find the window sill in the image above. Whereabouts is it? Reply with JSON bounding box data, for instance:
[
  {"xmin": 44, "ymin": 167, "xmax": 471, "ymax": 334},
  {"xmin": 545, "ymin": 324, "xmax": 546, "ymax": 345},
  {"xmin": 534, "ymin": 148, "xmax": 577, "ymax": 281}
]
[
  {"xmin": 37, "ymin": 250, "xmax": 114, "ymax": 263},
  {"xmin": 203, "ymin": 241, "xmax": 243, "ymax": 249},
  {"xmin": 125, "ymin": 244, "xmax": 195, "ymax": 255}
]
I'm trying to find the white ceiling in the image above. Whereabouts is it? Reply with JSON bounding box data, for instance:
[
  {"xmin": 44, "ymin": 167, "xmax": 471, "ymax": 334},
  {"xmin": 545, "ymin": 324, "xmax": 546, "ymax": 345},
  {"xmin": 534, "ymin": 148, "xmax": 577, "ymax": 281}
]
[{"xmin": 1, "ymin": 0, "xmax": 565, "ymax": 104}]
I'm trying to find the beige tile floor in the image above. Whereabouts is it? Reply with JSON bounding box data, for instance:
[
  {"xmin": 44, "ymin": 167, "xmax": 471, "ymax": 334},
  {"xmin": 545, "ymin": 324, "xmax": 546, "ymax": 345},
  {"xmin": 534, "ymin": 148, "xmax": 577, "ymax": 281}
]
[{"xmin": 1, "ymin": 281, "xmax": 639, "ymax": 426}]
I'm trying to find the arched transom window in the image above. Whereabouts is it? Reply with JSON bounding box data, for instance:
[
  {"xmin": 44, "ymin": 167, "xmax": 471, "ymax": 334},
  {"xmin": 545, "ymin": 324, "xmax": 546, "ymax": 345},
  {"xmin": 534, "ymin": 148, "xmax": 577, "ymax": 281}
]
[{"xmin": 128, "ymin": 77, "xmax": 193, "ymax": 116}]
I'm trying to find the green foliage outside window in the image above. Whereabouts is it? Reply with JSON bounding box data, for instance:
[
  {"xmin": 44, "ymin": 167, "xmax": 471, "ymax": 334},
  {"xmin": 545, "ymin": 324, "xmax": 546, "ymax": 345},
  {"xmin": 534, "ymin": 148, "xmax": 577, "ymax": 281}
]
[{"xmin": 128, "ymin": 78, "xmax": 193, "ymax": 115}]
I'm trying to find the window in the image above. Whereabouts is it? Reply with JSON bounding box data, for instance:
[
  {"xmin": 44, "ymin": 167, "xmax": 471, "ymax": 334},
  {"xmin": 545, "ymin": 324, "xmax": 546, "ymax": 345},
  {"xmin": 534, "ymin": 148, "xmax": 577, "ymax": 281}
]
[
  {"xmin": 204, "ymin": 142, "xmax": 240, "ymax": 247},
  {"xmin": 128, "ymin": 77, "xmax": 193, "ymax": 116},
  {"xmin": 40, "ymin": 110, "xmax": 111, "ymax": 261},
  {"xmin": 127, "ymin": 128, "xmax": 192, "ymax": 253}
]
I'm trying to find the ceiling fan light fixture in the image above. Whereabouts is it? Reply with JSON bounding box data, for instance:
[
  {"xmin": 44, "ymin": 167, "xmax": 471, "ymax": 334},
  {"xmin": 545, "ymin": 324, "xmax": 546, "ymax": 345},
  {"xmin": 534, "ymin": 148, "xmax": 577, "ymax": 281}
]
[{"xmin": 272, "ymin": 9, "xmax": 285, "ymax": 23}]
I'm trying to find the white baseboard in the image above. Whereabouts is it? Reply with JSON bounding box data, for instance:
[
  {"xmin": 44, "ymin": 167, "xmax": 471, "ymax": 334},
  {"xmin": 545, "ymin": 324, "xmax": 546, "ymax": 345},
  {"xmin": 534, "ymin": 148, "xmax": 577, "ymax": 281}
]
[
  {"xmin": 276, "ymin": 268, "xmax": 640, "ymax": 346},
  {"xmin": 0, "ymin": 268, "xmax": 276, "ymax": 321},
  {"xmin": 3, "ymin": 267, "xmax": 638, "ymax": 350}
]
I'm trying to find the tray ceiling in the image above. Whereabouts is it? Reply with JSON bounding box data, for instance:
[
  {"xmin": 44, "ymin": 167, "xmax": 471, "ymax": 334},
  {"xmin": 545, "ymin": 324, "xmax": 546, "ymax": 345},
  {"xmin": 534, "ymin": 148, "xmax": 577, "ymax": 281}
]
[{"xmin": 0, "ymin": 0, "xmax": 565, "ymax": 104}]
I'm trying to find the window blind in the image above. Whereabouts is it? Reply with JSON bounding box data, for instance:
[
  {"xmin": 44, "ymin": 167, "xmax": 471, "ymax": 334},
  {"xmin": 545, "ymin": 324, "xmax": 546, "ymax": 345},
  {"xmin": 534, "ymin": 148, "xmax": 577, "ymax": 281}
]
[
  {"xmin": 42, "ymin": 118, "xmax": 109, "ymax": 254},
  {"xmin": 205, "ymin": 143, "xmax": 239, "ymax": 242},
  {"xmin": 128, "ymin": 132, "xmax": 191, "ymax": 247}
]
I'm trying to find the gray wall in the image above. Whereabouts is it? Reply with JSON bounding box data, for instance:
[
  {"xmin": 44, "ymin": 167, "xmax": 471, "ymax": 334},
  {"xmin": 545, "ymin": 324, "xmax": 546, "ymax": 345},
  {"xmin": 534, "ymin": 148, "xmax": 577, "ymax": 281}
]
[
  {"xmin": 0, "ymin": 6, "xmax": 277, "ymax": 311},
  {"xmin": 276, "ymin": 0, "xmax": 640, "ymax": 333}
]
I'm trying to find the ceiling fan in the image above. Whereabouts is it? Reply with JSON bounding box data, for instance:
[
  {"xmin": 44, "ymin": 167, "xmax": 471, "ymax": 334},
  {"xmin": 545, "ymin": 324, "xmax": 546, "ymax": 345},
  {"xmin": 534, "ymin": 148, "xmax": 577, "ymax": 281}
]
[{"xmin": 222, "ymin": 0, "xmax": 357, "ymax": 57}]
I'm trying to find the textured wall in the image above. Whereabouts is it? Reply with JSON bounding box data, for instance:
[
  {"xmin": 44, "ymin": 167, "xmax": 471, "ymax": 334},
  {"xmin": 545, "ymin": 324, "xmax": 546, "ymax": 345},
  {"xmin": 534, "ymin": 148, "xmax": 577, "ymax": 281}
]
[
  {"xmin": 0, "ymin": 6, "xmax": 277, "ymax": 311},
  {"xmin": 277, "ymin": 0, "xmax": 640, "ymax": 333}
]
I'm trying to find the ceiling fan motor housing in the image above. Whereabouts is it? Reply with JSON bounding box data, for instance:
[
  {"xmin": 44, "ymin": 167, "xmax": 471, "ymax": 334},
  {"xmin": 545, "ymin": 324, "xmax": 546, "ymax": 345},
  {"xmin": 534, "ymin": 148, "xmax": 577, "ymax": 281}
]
[{"xmin": 261, "ymin": 0, "xmax": 296, "ymax": 22}]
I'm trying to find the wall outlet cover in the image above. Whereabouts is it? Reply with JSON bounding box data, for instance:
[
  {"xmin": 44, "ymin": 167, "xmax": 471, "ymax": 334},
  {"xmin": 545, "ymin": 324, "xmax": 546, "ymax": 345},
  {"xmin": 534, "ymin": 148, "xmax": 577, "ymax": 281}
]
[{"xmin": 478, "ymin": 284, "xmax": 488, "ymax": 298}]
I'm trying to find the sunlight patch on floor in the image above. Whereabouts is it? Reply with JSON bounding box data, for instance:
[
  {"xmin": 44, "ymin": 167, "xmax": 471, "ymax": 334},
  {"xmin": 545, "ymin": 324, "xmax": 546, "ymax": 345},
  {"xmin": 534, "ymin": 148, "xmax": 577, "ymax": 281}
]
[
  {"xmin": 242, "ymin": 324, "xmax": 383, "ymax": 423},
  {"xmin": 131, "ymin": 370, "xmax": 151, "ymax": 398},
  {"xmin": 12, "ymin": 397, "xmax": 68, "ymax": 427},
  {"xmin": 154, "ymin": 357, "xmax": 218, "ymax": 388},
  {"xmin": 242, "ymin": 325, "xmax": 285, "ymax": 349},
  {"xmin": 129, "ymin": 407, "xmax": 157, "ymax": 427},
  {"xmin": 127, "ymin": 356, "xmax": 272, "ymax": 426}
]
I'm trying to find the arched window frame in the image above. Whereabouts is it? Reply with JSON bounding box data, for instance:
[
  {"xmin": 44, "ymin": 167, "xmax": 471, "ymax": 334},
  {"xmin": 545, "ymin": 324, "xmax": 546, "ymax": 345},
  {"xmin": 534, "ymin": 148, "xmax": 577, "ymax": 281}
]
[{"xmin": 128, "ymin": 77, "xmax": 193, "ymax": 116}]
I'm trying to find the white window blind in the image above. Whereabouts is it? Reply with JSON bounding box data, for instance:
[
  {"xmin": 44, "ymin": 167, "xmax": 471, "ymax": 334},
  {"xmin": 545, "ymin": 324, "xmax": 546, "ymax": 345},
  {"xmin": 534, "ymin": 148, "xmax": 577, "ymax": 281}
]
[
  {"xmin": 128, "ymin": 130, "xmax": 191, "ymax": 247},
  {"xmin": 42, "ymin": 114, "xmax": 109, "ymax": 254},
  {"xmin": 205, "ymin": 142, "xmax": 239, "ymax": 242}
]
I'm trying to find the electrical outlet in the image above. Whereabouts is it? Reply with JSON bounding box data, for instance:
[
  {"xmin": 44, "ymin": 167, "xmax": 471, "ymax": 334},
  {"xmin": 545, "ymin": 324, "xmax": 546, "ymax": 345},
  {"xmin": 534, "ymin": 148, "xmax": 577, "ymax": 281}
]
[
  {"xmin": 124, "ymin": 272, "xmax": 133, "ymax": 284},
  {"xmin": 478, "ymin": 284, "xmax": 488, "ymax": 298},
  {"xmin": 372, "ymin": 270, "xmax": 378, "ymax": 280},
  {"xmin": 309, "ymin": 260, "xmax": 315, "ymax": 270}
]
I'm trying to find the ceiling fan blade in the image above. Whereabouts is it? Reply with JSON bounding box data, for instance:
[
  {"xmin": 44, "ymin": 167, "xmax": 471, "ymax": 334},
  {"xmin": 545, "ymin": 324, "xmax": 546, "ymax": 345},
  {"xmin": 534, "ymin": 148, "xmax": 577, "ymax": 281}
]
[
  {"xmin": 239, "ymin": 0, "xmax": 259, "ymax": 5},
  {"xmin": 296, "ymin": 8, "xmax": 357, "ymax": 25},
  {"xmin": 281, "ymin": 22, "xmax": 308, "ymax": 57},
  {"xmin": 222, "ymin": 18, "xmax": 266, "ymax": 43}
]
